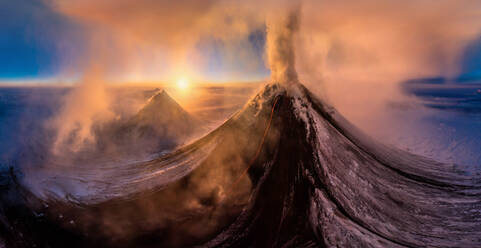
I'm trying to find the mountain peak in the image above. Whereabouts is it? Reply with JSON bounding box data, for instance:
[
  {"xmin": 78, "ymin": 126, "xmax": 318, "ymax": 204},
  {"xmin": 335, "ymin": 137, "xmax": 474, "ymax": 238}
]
[
  {"xmin": 130, "ymin": 89, "xmax": 199, "ymax": 137},
  {"xmin": 147, "ymin": 90, "xmax": 177, "ymax": 106},
  {"xmin": 137, "ymin": 90, "xmax": 190, "ymax": 120}
]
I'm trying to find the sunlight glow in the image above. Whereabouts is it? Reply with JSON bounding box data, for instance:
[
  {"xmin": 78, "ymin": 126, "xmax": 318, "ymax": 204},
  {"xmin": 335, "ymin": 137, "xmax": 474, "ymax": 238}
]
[{"xmin": 176, "ymin": 78, "xmax": 189, "ymax": 91}]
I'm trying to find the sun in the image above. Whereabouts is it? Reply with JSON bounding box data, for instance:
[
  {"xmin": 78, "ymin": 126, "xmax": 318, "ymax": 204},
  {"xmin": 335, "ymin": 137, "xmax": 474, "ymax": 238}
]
[{"xmin": 176, "ymin": 78, "xmax": 189, "ymax": 91}]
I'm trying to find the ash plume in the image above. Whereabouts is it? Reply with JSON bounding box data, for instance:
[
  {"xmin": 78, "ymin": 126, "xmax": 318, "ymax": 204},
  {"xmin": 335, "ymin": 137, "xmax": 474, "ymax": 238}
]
[
  {"xmin": 266, "ymin": 7, "xmax": 301, "ymax": 85},
  {"xmin": 5, "ymin": 1, "xmax": 481, "ymax": 247},
  {"xmin": 39, "ymin": 0, "xmax": 481, "ymax": 155}
]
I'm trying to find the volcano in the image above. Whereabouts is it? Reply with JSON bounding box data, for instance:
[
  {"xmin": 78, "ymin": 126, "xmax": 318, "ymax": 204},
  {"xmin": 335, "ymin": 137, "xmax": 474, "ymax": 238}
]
[
  {"xmin": 1, "ymin": 82, "xmax": 481, "ymax": 247},
  {"xmin": 128, "ymin": 90, "xmax": 200, "ymax": 138},
  {"xmin": 96, "ymin": 90, "xmax": 203, "ymax": 157}
]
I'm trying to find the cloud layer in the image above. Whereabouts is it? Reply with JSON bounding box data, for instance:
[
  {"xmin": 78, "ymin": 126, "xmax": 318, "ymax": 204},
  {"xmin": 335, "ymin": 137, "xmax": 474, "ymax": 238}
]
[{"xmin": 43, "ymin": 0, "xmax": 481, "ymax": 150}]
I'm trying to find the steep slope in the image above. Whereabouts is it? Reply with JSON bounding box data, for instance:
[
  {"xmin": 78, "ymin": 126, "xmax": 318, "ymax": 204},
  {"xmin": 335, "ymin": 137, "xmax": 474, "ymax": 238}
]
[
  {"xmin": 97, "ymin": 90, "xmax": 202, "ymax": 156},
  {"xmin": 1, "ymin": 82, "xmax": 481, "ymax": 247},
  {"xmin": 128, "ymin": 90, "xmax": 199, "ymax": 137}
]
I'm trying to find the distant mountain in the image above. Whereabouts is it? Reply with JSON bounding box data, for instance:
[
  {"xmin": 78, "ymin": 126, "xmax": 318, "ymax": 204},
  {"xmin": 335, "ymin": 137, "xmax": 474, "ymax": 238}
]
[
  {"xmin": 97, "ymin": 90, "xmax": 202, "ymax": 156},
  {"xmin": 129, "ymin": 90, "xmax": 199, "ymax": 137}
]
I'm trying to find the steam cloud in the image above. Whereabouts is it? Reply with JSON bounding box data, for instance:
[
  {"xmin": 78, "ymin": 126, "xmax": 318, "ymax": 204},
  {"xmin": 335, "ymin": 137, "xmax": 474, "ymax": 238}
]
[
  {"xmin": 21, "ymin": 0, "xmax": 481, "ymax": 242},
  {"xmin": 294, "ymin": 0, "xmax": 481, "ymax": 134},
  {"xmin": 49, "ymin": 67, "xmax": 113, "ymax": 154},
  {"xmin": 45, "ymin": 0, "xmax": 300, "ymax": 152},
  {"xmin": 42, "ymin": 0, "xmax": 481, "ymax": 151},
  {"xmin": 266, "ymin": 7, "xmax": 300, "ymax": 85}
]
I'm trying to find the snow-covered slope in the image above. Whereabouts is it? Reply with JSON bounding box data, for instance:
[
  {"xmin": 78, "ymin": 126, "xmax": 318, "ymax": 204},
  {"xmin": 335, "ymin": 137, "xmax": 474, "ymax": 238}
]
[{"xmin": 1, "ymin": 82, "xmax": 481, "ymax": 247}]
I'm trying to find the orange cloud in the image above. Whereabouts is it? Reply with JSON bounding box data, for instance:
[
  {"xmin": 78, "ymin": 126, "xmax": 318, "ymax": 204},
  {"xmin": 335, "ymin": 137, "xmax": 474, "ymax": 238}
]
[{"xmin": 44, "ymin": 0, "xmax": 481, "ymax": 151}]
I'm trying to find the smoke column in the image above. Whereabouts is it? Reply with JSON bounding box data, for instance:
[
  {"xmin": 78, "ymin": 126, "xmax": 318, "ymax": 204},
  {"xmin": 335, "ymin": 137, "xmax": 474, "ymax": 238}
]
[
  {"xmin": 48, "ymin": 65, "xmax": 113, "ymax": 154},
  {"xmin": 43, "ymin": 0, "xmax": 481, "ymax": 156},
  {"xmin": 266, "ymin": 7, "xmax": 300, "ymax": 85}
]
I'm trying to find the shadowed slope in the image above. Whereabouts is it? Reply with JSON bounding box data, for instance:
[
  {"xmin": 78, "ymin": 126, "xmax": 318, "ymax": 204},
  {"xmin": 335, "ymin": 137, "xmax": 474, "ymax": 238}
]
[
  {"xmin": 128, "ymin": 90, "xmax": 199, "ymax": 137},
  {"xmin": 95, "ymin": 90, "xmax": 203, "ymax": 157}
]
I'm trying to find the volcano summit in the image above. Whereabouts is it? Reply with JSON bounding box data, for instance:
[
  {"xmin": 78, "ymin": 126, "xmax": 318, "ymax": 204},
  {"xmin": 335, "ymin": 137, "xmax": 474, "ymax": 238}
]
[{"xmin": 97, "ymin": 89, "xmax": 203, "ymax": 157}]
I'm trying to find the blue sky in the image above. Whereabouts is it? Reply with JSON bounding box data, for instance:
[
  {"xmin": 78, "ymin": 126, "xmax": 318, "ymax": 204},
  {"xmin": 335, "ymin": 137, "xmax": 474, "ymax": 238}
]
[
  {"xmin": 0, "ymin": 0, "xmax": 269, "ymax": 83},
  {"xmin": 0, "ymin": 0, "xmax": 86, "ymax": 81}
]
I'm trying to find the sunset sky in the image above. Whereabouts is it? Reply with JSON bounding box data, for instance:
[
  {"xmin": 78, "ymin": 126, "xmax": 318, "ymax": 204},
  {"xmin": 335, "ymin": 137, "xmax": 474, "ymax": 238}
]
[
  {"xmin": 0, "ymin": 0, "xmax": 269, "ymax": 83},
  {"xmin": 3, "ymin": 0, "xmax": 481, "ymax": 85}
]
